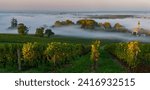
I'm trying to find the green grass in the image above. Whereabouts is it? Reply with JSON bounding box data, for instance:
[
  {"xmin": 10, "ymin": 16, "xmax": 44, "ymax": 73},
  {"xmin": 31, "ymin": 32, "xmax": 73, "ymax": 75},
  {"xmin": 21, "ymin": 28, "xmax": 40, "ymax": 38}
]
[
  {"xmin": 0, "ymin": 34, "xmax": 92, "ymax": 44},
  {"xmin": 0, "ymin": 34, "xmax": 120, "ymax": 45},
  {"xmin": 0, "ymin": 34, "xmax": 126, "ymax": 73}
]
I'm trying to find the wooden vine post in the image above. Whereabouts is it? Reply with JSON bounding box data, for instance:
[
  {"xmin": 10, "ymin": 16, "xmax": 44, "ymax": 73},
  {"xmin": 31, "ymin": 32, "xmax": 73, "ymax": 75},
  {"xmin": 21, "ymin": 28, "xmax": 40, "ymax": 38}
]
[{"xmin": 17, "ymin": 49, "xmax": 21, "ymax": 71}]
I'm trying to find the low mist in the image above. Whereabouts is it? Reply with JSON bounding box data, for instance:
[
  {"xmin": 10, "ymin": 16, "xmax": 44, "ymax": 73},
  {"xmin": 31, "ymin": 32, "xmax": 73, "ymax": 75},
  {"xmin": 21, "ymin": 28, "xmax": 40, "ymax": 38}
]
[
  {"xmin": 53, "ymin": 26, "xmax": 150, "ymax": 42},
  {"xmin": 0, "ymin": 12, "xmax": 150, "ymax": 42}
]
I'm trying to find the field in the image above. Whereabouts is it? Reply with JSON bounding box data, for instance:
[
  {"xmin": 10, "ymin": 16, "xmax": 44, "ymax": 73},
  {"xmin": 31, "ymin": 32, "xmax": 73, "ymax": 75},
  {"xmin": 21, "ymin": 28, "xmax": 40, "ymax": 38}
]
[{"xmin": 0, "ymin": 34, "xmax": 127, "ymax": 73}]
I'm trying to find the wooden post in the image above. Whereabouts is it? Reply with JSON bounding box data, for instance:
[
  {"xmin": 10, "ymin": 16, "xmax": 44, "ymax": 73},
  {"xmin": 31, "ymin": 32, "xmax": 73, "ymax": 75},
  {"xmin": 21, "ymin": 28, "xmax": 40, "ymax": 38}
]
[{"xmin": 17, "ymin": 49, "xmax": 21, "ymax": 71}]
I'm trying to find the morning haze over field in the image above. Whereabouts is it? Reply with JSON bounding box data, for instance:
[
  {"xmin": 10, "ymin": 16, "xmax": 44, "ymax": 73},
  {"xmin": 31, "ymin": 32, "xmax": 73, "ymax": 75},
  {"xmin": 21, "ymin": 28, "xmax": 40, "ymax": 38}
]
[
  {"xmin": 0, "ymin": 0, "xmax": 150, "ymax": 11},
  {"xmin": 0, "ymin": 0, "xmax": 149, "ymax": 73}
]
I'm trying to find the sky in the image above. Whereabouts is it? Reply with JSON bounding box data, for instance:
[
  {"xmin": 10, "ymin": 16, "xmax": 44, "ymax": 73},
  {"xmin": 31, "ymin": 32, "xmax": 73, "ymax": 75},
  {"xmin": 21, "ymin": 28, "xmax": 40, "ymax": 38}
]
[{"xmin": 0, "ymin": 0, "xmax": 150, "ymax": 11}]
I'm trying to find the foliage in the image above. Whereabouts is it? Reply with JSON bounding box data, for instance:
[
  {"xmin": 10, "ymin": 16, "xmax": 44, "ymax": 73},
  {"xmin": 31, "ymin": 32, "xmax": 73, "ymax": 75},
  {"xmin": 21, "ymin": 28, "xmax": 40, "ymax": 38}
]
[
  {"xmin": 0, "ymin": 44, "xmax": 22, "ymax": 67},
  {"xmin": 138, "ymin": 44, "xmax": 150, "ymax": 65},
  {"xmin": 17, "ymin": 23, "xmax": 28, "ymax": 35},
  {"xmin": 114, "ymin": 23, "xmax": 123, "ymax": 30},
  {"xmin": 35, "ymin": 27, "xmax": 44, "ymax": 37},
  {"xmin": 10, "ymin": 18, "xmax": 18, "ymax": 28},
  {"xmin": 44, "ymin": 42, "xmax": 90, "ymax": 66},
  {"xmin": 22, "ymin": 42, "xmax": 39, "ymax": 66},
  {"xmin": 45, "ymin": 29, "xmax": 55, "ymax": 37},
  {"xmin": 77, "ymin": 19, "xmax": 98, "ymax": 29},
  {"xmin": 114, "ymin": 23, "xmax": 128, "ymax": 32},
  {"xmin": 126, "ymin": 41, "xmax": 141, "ymax": 68},
  {"xmin": 103, "ymin": 22, "xmax": 112, "ymax": 29},
  {"xmin": 90, "ymin": 40, "xmax": 100, "ymax": 71},
  {"xmin": 54, "ymin": 20, "xmax": 74, "ymax": 27},
  {"xmin": 105, "ymin": 41, "xmax": 150, "ymax": 69},
  {"xmin": 91, "ymin": 40, "xmax": 100, "ymax": 62},
  {"xmin": 65, "ymin": 20, "xmax": 74, "ymax": 25},
  {"xmin": 54, "ymin": 21, "xmax": 62, "ymax": 27}
]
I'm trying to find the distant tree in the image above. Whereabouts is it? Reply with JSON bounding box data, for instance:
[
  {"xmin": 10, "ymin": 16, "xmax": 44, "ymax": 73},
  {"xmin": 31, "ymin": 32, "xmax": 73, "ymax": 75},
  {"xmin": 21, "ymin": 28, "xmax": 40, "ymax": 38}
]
[
  {"xmin": 114, "ymin": 23, "xmax": 128, "ymax": 32},
  {"xmin": 45, "ymin": 29, "xmax": 55, "ymax": 37},
  {"xmin": 85, "ymin": 20, "xmax": 97, "ymax": 29},
  {"xmin": 35, "ymin": 27, "xmax": 44, "ymax": 37},
  {"xmin": 54, "ymin": 20, "xmax": 74, "ymax": 27},
  {"xmin": 77, "ymin": 19, "xmax": 97, "ymax": 29},
  {"xmin": 17, "ymin": 23, "xmax": 28, "ymax": 35},
  {"xmin": 77, "ymin": 19, "xmax": 85, "ymax": 25},
  {"xmin": 114, "ymin": 23, "xmax": 123, "ymax": 30},
  {"xmin": 98, "ymin": 23, "xmax": 105, "ymax": 30},
  {"xmin": 11, "ymin": 18, "xmax": 18, "ymax": 28},
  {"xmin": 103, "ymin": 22, "xmax": 112, "ymax": 29},
  {"xmin": 99, "ymin": 23, "xmax": 103, "ymax": 27},
  {"xmin": 66, "ymin": 20, "xmax": 74, "ymax": 25},
  {"xmin": 54, "ymin": 21, "xmax": 62, "ymax": 27}
]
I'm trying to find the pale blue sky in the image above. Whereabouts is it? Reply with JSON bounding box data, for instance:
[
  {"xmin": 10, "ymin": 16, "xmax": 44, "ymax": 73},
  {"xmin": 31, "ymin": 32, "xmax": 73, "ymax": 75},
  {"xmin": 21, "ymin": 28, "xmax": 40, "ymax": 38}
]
[{"xmin": 0, "ymin": 0, "xmax": 150, "ymax": 11}]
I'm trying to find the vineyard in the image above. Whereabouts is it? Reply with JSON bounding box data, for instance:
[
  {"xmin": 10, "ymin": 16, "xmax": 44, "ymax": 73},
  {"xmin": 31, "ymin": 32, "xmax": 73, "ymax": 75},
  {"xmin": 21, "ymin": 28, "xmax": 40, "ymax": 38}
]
[
  {"xmin": 105, "ymin": 41, "xmax": 150, "ymax": 72},
  {"xmin": 0, "ymin": 42, "xmax": 90, "ymax": 71},
  {"xmin": 0, "ymin": 34, "xmax": 149, "ymax": 73}
]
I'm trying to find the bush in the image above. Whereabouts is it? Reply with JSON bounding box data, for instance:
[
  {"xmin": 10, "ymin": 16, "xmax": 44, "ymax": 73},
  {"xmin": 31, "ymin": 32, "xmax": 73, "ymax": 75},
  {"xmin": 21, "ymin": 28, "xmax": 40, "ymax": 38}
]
[{"xmin": 35, "ymin": 27, "xmax": 44, "ymax": 37}]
